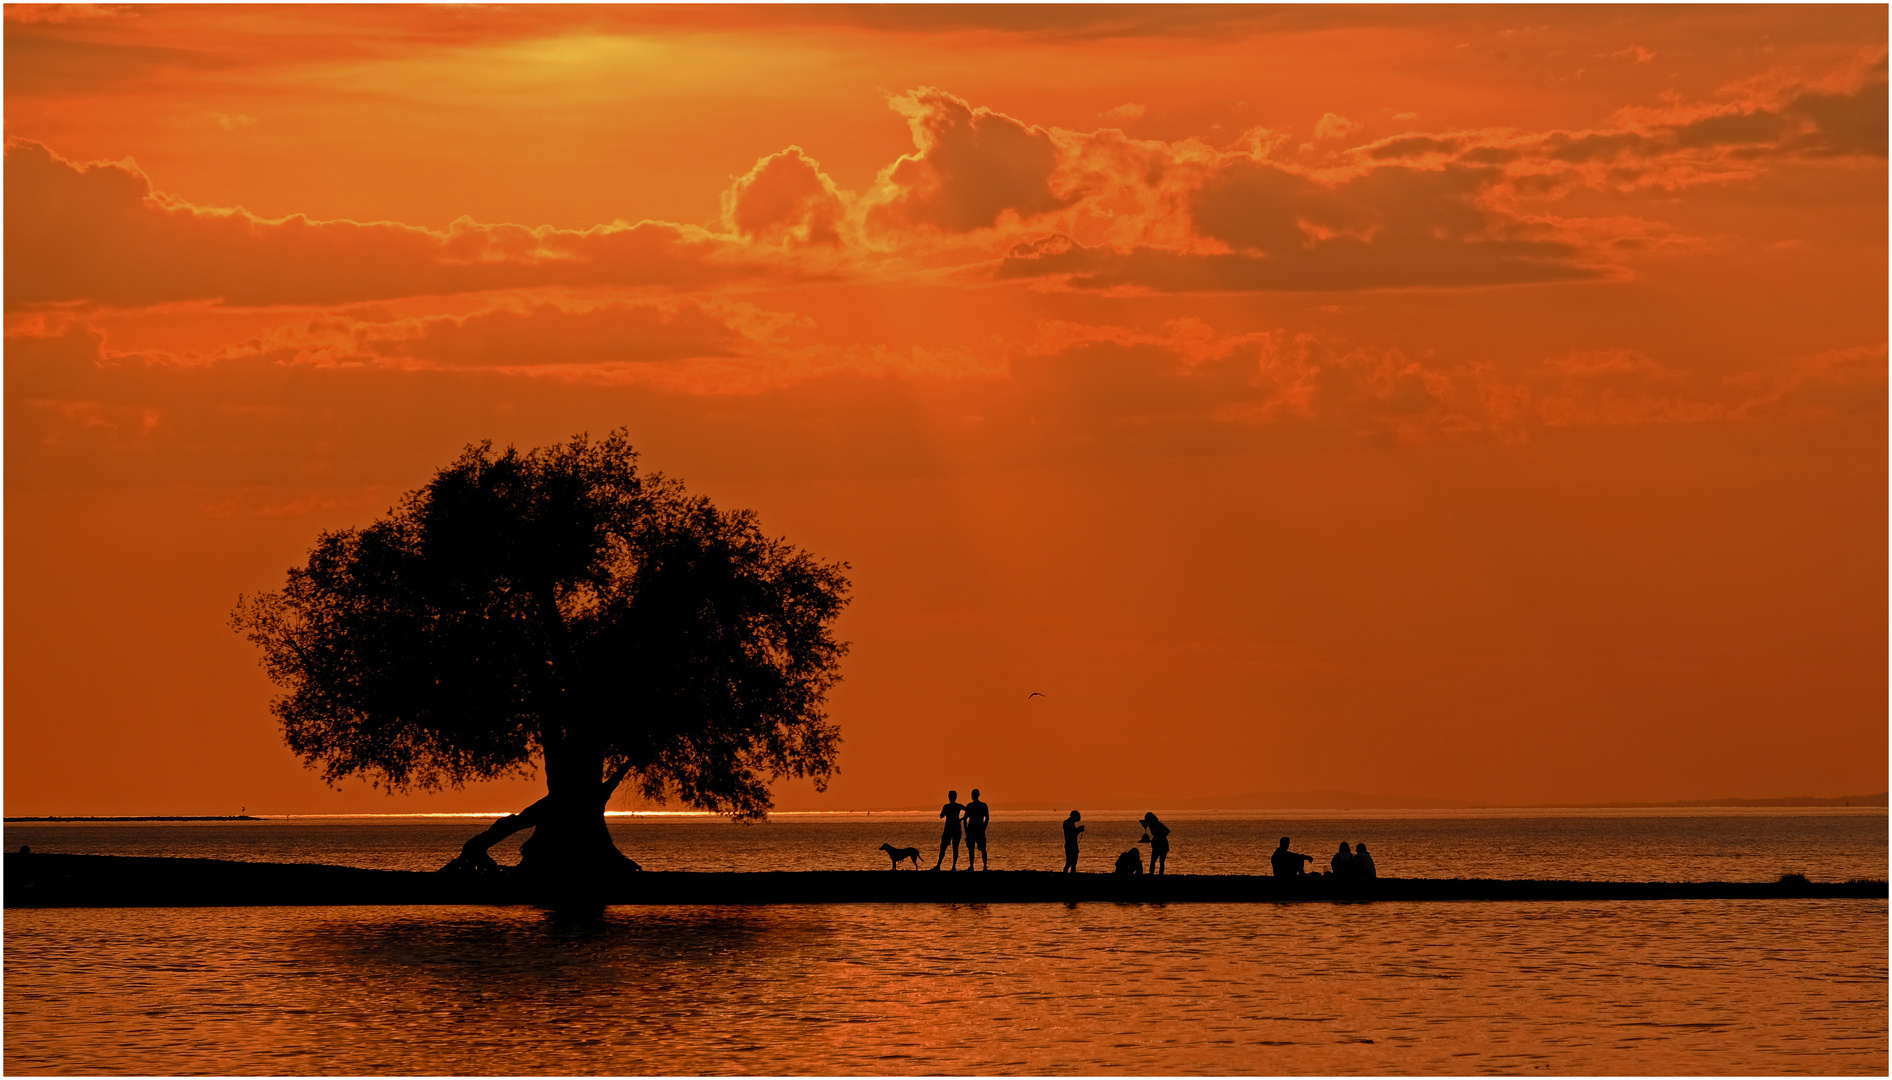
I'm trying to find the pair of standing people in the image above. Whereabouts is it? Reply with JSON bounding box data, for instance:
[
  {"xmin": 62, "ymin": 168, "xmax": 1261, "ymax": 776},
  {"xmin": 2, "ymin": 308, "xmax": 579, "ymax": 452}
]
[{"xmin": 937, "ymin": 789, "xmax": 990, "ymax": 870}]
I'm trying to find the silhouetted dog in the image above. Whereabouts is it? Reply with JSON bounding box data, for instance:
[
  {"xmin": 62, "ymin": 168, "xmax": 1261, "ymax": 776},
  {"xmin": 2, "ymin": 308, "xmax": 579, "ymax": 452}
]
[
  {"xmin": 1114, "ymin": 849, "xmax": 1144, "ymax": 875},
  {"xmin": 879, "ymin": 843, "xmax": 922, "ymax": 869}
]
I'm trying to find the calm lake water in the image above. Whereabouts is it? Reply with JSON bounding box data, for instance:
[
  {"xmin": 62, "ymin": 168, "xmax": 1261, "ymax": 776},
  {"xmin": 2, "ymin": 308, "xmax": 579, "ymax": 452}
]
[
  {"xmin": 4, "ymin": 812, "xmax": 1886, "ymax": 1075},
  {"xmin": 6, "ymin": 807, "xmax": 1886, "ymax": 880}
]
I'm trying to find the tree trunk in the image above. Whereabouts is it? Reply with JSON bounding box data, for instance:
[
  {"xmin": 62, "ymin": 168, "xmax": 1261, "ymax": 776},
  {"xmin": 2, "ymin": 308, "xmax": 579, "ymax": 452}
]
[
  {"xmin": 440, "ymin": 753, "xmax": 637, "ymax": 875},
  {"xmin": 516, "ymin": 789, "xmax": 631, "ymax": 873}
]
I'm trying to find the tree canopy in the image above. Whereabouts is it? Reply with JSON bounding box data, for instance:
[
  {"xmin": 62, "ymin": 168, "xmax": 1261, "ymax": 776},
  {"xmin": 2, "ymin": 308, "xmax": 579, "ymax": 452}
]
[{"xmin": 233, "ymin": 432, "xmax": 849, "ymax": 868}]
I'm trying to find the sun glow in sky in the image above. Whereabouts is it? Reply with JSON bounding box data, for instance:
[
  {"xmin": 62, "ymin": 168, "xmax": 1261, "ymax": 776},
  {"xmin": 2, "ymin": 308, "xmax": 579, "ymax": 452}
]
[{"xmin": 5, "ymin": 4, "xmax": 1886, "ymax": 815}]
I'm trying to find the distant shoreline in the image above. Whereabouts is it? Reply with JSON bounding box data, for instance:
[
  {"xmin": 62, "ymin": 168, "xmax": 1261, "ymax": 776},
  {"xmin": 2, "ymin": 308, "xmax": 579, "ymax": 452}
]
[
  {"xmin": 1539, "ymin": 795, "xmax": 1889, "ymax": 810},
  {"xmin": 985, "ymin": 792, "xmax": 1890, "ymax": 813},
  {"xmin": 4, "ymin": 816, "xmax": 264, "ymax": 823},
  {"xmin": 5, "ymin": 800, "xmax": 1885, "ymax": 820}
]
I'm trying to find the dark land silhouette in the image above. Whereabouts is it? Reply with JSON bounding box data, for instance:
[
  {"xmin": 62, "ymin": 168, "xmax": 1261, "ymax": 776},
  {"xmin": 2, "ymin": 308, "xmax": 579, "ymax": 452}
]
[
  {"xmin": 4, "ymin": 816, "xmax": 262, "ymax": 823},
  {"xmin": 922, "ymin": 790, "xmax": 1890, "ymax": 812},
  {"xmin": 7, "ymin": 852, "xmax": 1884, "ymax": 908},
  {"xmin": 229, "ymin": 432, "xmax": 851, "ymax": 876}
]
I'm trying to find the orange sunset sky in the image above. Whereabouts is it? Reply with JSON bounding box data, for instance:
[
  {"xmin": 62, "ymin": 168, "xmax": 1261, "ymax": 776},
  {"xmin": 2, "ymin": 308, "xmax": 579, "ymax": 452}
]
[{"xmin": 5, "ymin": 4, "xmax": 1886, "ymax": 816}]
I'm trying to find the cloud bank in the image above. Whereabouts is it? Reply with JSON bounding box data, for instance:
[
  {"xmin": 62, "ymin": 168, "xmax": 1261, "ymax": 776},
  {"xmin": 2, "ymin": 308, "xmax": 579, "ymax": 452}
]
[
  {"xmin": 5, "ymin": 140, "xmax": 765, "ymax": 309},
  {"xmin": 11, "ymin": 59, "xmax": 1885, "ymax": 309}
]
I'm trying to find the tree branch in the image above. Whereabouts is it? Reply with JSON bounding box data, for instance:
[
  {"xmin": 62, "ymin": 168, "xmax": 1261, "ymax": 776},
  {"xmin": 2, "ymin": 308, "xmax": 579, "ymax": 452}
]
[
  {"xmin": 438, "ymin": 796, "xmax": 551, "ymax": 873},
  {"xmin": 600, "ymin": 760, "xmax": 635, "ymax": 803}
]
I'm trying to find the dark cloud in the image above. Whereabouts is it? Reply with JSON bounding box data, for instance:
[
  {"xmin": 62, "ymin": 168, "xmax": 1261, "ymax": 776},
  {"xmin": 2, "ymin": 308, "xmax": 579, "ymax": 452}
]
[
  {"xmin": 4, "ymin": 140, "xmax": 763, "ymax": 309},
  {"xmin": 1366, "ymin": 136, "xmax": 1463, "ymax": 160},
  {"xmin": 1779, "ymin": 65, "xmax": 1890, "ymax": 157},
  {"xmin": 1363, "ymin": 64, "xmax": 1889, "ymax": 174},
  {"xmin": 724, "ymin": 146, "xmax": 845, "ymax": 246},
  {"xmin": 997, "ymin": 159, "xmax": 1593, "ymax": 292},
  {"xmin": 869, "ymin": 88, "xmax": 1075, "ymax": 234},
  {"xmin": 4, "ymin": 25, "xmax": 232, "ymax": 96},
  {"xmin": 363, "ymin": 302, "xmax": 745, "ymax": 367}
]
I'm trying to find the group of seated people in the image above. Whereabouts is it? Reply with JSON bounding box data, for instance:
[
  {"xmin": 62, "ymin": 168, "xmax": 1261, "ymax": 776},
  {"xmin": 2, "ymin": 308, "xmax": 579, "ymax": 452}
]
[{"xmin": 1270, "ymin": 836, "xmax": 1377, "ymax": 879}]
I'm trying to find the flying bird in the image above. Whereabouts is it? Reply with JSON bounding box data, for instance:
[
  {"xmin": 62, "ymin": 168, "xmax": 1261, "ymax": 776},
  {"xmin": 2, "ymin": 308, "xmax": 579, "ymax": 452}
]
[{"xmin": 1027, "ymin": 692, "xmax": 1045, "ymax": 700}]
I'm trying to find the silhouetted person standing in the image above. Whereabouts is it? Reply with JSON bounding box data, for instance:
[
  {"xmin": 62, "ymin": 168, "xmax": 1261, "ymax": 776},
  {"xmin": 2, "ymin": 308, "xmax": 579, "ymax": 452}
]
[
  {"xmin": 1332, "ymin": 841, "xmax": 1356, "ymax": 876},
  {"xmin": 935, "ymin": 790, "xmax": 965, "ymax": 870},
  {"xmin": 1062, "ymin": 810, "xmax": 1085, "ymax": 872},
  {"xmin": 1271, "ymin": 836, "xmax": 1313, "ymax": 877},
  {"xmin": 964, "ymin": 789, "xmax": 991, "ymax": 870},
  {"xmin": 1353, "ymin": 842, "xmax": 1377, "ymax": 879},
  {"xmin": 1140, "ymin": 812, "xmax": 1171, "ymax": 875}
]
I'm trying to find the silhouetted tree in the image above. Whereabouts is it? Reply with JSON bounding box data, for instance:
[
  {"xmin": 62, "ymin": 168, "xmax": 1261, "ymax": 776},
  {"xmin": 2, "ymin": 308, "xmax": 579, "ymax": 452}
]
[{"xmin": 232, "ymin": 432, "xmax": 849, "ymax": 873}]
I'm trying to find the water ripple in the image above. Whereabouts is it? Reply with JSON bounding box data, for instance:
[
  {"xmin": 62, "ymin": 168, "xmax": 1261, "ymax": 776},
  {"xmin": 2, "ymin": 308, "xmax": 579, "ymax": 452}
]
[{"xmin": 5, "ymin": 899, "xmax": 1885, "ymax": 1075}]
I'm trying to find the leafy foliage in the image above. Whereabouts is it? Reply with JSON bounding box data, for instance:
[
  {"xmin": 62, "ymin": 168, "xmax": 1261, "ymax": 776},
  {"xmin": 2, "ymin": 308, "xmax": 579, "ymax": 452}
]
[{"xmin": 233, "ymin": 432, "xmax": 849, "ymax": 818}]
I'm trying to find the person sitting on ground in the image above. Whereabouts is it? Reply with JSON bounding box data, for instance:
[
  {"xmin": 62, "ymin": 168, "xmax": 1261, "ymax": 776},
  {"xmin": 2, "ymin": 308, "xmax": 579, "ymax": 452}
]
[
  {"xmin": 1270, "ymin": 836, "xmax": 1313, "ymax": 878},
  {"xmin": 1332, "ymin": 841, "xmax": 1355, "ymax": 877},
  {"xmin": 1139, "ymin": 812, "xmax": 1172, "ymax": 875},
  {"xmin": 1352, "ymin": 842, "xmax": 1377, "ymax": 879},
  {"xmin": 1114, "ymin": 848, "xmax": 1144, "ymax": 875},
  {"xmin": 1062, "ymin": 810, "xmax": 1085, "ymax": 873}
]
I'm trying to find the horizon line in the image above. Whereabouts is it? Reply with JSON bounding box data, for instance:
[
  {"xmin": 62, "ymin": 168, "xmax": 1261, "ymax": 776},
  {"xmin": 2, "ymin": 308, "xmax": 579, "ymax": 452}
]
[{"xmin": 8, "ymin": 796, "xmax": 1886, "ymax": 823}]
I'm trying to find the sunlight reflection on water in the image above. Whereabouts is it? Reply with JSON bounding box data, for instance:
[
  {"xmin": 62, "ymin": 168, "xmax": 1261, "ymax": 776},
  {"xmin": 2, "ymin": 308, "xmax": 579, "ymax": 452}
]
[{"xmin": 5, "ymin": 899, "xmax": 1886, "ymax": 1075}]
